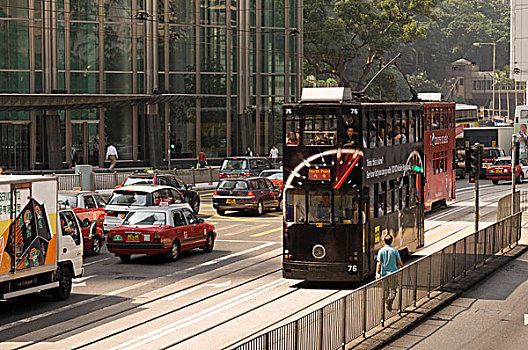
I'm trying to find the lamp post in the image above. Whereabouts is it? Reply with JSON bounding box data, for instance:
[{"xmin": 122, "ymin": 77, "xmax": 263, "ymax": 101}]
[{"xmin": 474, "ymin": 42, "xmax": 496, "ymax": 119}]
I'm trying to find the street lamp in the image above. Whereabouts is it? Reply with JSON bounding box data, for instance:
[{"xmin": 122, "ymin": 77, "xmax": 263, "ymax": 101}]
[{"xmin": 474, "ymin": 42, "xmax": 497, "ymax": 118}]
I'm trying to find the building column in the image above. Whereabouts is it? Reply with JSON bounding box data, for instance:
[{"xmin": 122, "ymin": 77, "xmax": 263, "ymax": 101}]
[
  {"xmin": 44, "ymin": 110, "xmax": 62, "ymax": 169},
  {"xmin": 255, "ymin": 0, "xmax": 262, "ymax": 155},
  {"xmin": 226, "ymin": 0, "xmax": 232, "ymax": 156},
  {"xmin": 195, "ymin": 0, "xmax": 201, "ymax": 154}
]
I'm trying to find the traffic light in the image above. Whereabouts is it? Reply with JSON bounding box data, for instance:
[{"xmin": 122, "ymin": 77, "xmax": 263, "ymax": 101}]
[
  {"xmin": 411, "ymin": 165, "xmax": 424, "ymax": 173},
  {"xmin": 467, "ymin": 145, "xmax": 481, "ymax": 183}
]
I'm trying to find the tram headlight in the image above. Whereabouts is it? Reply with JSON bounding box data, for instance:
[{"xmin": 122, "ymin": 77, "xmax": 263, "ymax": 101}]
[{"xmin": 312, "ymin": 244, "xmax": 326, "ymax": 259}]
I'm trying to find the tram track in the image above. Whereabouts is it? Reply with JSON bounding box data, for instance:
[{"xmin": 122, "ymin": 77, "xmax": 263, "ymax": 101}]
[{"xmin": 11, "ymin": 251, "xmax": 283, "ymax": 349}]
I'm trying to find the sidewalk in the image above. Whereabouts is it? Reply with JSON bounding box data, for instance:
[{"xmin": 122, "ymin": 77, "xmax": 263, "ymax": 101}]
[{"xmin": 347, "ymin": 214, "xmax": 528, "ymax": 349}]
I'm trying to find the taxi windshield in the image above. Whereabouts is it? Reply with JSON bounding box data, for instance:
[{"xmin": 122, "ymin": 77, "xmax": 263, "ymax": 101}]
[
  {"xmin": 108, "ymin": 191, "xmax": 149, "ymax": 206},
  {"xmin": 268, "ymin": 173, "xmax": 283, "ymax": 180},
  {"xmin": 58, "ymin": 194, "xmax": 78, "ymax": 207},
  {"xmin": 124, "ymin": 211, "xmax": 166, "ymax": 225},
  {"xmin": 494, "ymin": 159, "xmax": 511, "ymax": 165}
]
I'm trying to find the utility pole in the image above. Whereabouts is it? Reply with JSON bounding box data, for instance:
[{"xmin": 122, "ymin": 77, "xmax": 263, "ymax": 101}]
[
  {"xmin": 512, "ymin": 135, "xmax": 517, "ymax": 215},
  {"xmin": 469, "ymin": 144, "xmax": 481, "ymax": 231},
  {"xmin": 167, "ymin": 122, "xmax": 172, "ymax": 171}
]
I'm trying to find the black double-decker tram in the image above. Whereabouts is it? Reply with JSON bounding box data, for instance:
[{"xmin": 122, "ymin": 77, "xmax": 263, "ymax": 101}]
[{"xmin": 282, "ymin": 88, "xmax": 425, "ymax": 282}]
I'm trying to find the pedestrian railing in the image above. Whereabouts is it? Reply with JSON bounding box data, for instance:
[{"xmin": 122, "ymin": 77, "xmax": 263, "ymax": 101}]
[
  {"xmin": 56, "ymin": 167, "xmax": 220, "ymax": 191},
  {"xmin": 55, "ymin": 173, "xmax": 81, "ymax": 191},
  {"xmin": 92, "ymin": 172, "xmax": 130, "ymax": 191},
  {"xmin": 520, "ymin": 190, "xmax": 528, "ymax": 213},
  {"xmin": 231, "ymin": 212, "xmax": 522, "ymax": 350}
]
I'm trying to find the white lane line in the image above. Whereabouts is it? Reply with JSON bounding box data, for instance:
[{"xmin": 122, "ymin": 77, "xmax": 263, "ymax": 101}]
[
  {"xmin": 216, "ymin": 239, "xmax": 280, "ymax": 244},
  {"xmin": 161, "ymin": 281, "xmax": 231, "ymax": 301},
  {"xmin": 0, "ymin": 244, "xmax": 275, "ymax": 333},
  {"xmin": 108, "ymin": 278, "xmax": 290, "ymax": 350},
  {"xmin": 455, "ymin": 184, "xmax": 493, "ymax": 194},
  {"xmin": 184, "ymin": 242, "xmax": 277, "ymax": 271},
  {"xmin": 83, "ymin": 258, "xmax": 110, "ymax": 267},
  {"xmin": 524, "ymin": 314, "xmax": 528, "ymax": 326}
]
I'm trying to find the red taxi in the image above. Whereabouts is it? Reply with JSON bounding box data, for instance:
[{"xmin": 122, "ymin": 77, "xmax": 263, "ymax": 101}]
[
  {"xmin": 106, "ymin": 205, "xmax": 216, "ymax": 263},
  {"xmin": 486, "ymin": 157, "xmax": 528, "ymax": 184},
  {"xmin": 79, "ymin": 219, "xmax": 105, "ymax": 255},
  {"xmin": 58, "ymin": 191, "xmax": 107, "ymax": 229}
]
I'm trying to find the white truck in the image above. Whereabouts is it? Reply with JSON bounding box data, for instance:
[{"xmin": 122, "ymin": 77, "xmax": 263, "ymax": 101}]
[{"xmin": 0, "ymin": 176, "xmax": 83, "ymax": 301}]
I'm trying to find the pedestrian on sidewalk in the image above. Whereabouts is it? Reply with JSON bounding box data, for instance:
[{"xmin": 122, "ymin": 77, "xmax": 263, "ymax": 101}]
[
  {"xmin": 106, "ymin": 142, "xmax": 118, "ymax": 172},
  {"xmin": 269, "ymin": 145, "xmax": 279, "ymax": 164},
  {"xmin": 245, "ymin": 147, "xmax": 253, "ymax": 157},
  {"xmin": 376, "ymin": 234, "xmax": 403, "ymax": 312},
  {"xmin": 197, "ymin": 148, "xmax": 208, "ymax": 168}
]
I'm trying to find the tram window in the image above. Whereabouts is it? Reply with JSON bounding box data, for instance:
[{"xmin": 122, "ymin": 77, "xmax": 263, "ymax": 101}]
[
  {"xmin": 378, "ymin": 183, "xmax": 386, "ymax": 217},
  {"xmin": 378, "ymin": 114, "xmax": 386, "ymax": 147},
  {"xmin": 304, "ymin": 115, "xmax": 337, "ymax": 146},
  {"xmin": 386, "ymin": 112, "xmax": 393, "ymax": 146},
  {"xmin": 285, "ymin": 115, "xmax": 301, "ymax": 146},
  {"xmin": 341, "ymin": 119, "xmax": 360, "ymax": 148},
  {"xmin": 334, "ymin": 190, "xmax": 360, "ymax": 224},
  {"xmin": 308, "ymin": 191, "xmax": 332, "ymax": 224},
  {"xmin": 368, "ymin": 120, "xmax": 377, "ymax": 148},
  {"xmin": 285, "ymin": 189, "xmax": 306, "ymax": 223}
]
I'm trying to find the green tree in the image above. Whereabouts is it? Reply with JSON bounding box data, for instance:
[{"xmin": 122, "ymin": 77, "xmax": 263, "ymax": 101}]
[
  {"xmin": 304, "ymin": 0, "xmax": 438, "ymax": 91},
  {"xmin": 406, "ymin": 0, "xmax": 510, "ymax": 83}
]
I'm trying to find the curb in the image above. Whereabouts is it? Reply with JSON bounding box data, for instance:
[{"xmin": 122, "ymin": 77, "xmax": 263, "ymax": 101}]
[{"xmin": 348, "ymin": 243, "xmax": 528, "ymax": 349}]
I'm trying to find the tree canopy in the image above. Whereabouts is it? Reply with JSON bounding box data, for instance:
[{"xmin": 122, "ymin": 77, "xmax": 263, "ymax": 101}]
[{"xmin": 304, "ymin": 0, "xmax": 438, "ymax": 93}]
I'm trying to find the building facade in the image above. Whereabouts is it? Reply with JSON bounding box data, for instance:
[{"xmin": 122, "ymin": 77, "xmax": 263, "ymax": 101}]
[{"xmin": 0, "ymin": 0, "xmax": 303, "ymax": 170}]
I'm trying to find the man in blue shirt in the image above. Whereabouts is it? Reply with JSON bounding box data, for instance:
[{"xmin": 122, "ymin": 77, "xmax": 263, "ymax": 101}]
[{"xmin": 376, "ymin": 234, "xmax": 404, "ymax": 312}]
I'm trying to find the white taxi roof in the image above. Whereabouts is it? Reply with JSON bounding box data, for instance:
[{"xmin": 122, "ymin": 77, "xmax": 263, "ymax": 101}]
[
  {"xmin": 125, "ymin": 203, "xmax": 192, "ymax": 214},
  {"xmin": 113, "ymin": 184, "xmax": 175, "ymax": 193}
]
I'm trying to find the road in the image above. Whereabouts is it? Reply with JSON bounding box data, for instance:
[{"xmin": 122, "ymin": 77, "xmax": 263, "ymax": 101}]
[
  {"xmin": 0, "ymin": 179, "xmax": 524, "ymax": 349},
  {"xmin": 382, "ymin": 249, "xmax": 528, "ymax": 350}
]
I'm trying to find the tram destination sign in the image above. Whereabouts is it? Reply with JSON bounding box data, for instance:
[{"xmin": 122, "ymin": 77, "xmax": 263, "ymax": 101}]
[{"xmin": 308, "ymin": 168, "xmax": 331, "ymax": 181}]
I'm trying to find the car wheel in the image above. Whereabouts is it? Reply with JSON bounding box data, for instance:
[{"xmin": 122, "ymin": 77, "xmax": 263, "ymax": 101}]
[
  {"xmin": 217, "ymin": 209, "xmax": 225, "ymax": 216},
  {"xmin": 168, "ymin": 240, "xmax": 180, "ymax": 262},
  {"xmin": 492, "ymin": 180, "xmax": 499, "ymax": 185},
  {"xmin": 202, "ymin": 232, "xmax": 215, "ymax": 253},
  {"xmin": 518, "ymin": 173, "xmax": 524, "ymax": 184},
  {"xmin": 255, "ymin": 200, "xmax": 264, "ymax": 216},
  {"xmin": 90, "ymin": 236, "xmax": 102, "ymax": 256},
  {"xmin": 193, "ymin": 197, "xmax": 200, "ymax": 214},
  {"xmin": 51, "ymin": 266, "xmax": 72, "ymax": 301},
  {"xmin": 119, "ymin": 254, "xmax": 131, "ymax": 263}
]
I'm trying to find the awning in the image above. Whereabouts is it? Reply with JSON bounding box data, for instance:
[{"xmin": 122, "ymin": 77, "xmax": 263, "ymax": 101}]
[{"xmin": 0, "ymin": 93, "xmax": 196, "ymax": 112}]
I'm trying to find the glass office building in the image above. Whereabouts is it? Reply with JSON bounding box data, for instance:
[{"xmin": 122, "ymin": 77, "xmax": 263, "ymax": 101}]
[{"xmin": 0, "ymin": 0, "xmax": 302, "ymax": 170}]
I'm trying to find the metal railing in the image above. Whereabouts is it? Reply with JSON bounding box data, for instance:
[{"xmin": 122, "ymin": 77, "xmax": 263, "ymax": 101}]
[
  {"xmin": 232, "ymin": 212, "xmax": 522, "ymax": 350},
  {"xmin": 520, "ymin": 190, "xmax": 528, "ymax": 213},
  {"xmin": 56, "ymin": 167, "xmax": 220, "ymax": 191},
  {"xmin": 55, "ymin": 173, "xmax": 81, "ymax": 191}
]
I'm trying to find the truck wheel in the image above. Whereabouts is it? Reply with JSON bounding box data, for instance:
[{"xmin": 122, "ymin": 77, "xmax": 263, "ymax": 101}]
[
  {"xmin": 119, "ymin": 254, "xmax": 131, "ymax": 263},
  {"xmin": 52, "ymin": 266, "xmax": 72, "ymax": 301},
  {"xmin": 217, "ymin": 209, "xmax": 225, "ymax": 216},
  {"xmin": 202, "ymin": 232, "xmax": 215, "ymax": 253},
  {"xmin": 492, "ymin": 180, "xmax": 499, "ymax": 185},
  {"xmin": 168, "ymin": 240, "xmax": 181, "ymax": 262},
  {"xmin": 90, "ymin": 236, "xmax": 102, "ymax": 256}
]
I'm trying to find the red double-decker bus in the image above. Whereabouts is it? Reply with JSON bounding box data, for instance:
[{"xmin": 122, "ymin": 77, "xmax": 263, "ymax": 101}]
[{"xmin": 424, "ymin": 103, "xmax": 456, "ymax": 211}]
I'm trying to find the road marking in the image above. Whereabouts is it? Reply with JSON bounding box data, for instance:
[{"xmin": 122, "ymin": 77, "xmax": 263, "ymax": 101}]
[
  {"xmin": 83, "ymin": 258, "xmax": 110, "ymax": 266},
  {"xmin": 216, "ymin": 239, "xmax": 280, "ymax": 244},
  {"xmin": 189, "ymin": 242, "xmax": 277, "ymax": 269},
  {"xmin": 224, "ymin": 224, "xmax": 269, "ymax": 236},
  {"xmin": 215, "ymin": 223, "xmax": 242, "ymax": 231},
  {"xmin": 161, "ymin": 280, "xmax": 232, "ymax": 301},
  {"xmin": 0, "ymin": 244, "xmax": 276, "ymax": 333},
  {"xmin": 72, "ymin": 276, "xmax": 95, "ymax": 283},
  {"xmin": 525, "ymin": 314, "xmax": 528, "ymax": 326},
  {"xmin": 107, "ymin": 279, "xmax": 290, "ymax": 350},
  {"xmin": 250, "ymin": 227, "xmax": 282, "ymax": 237}
]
